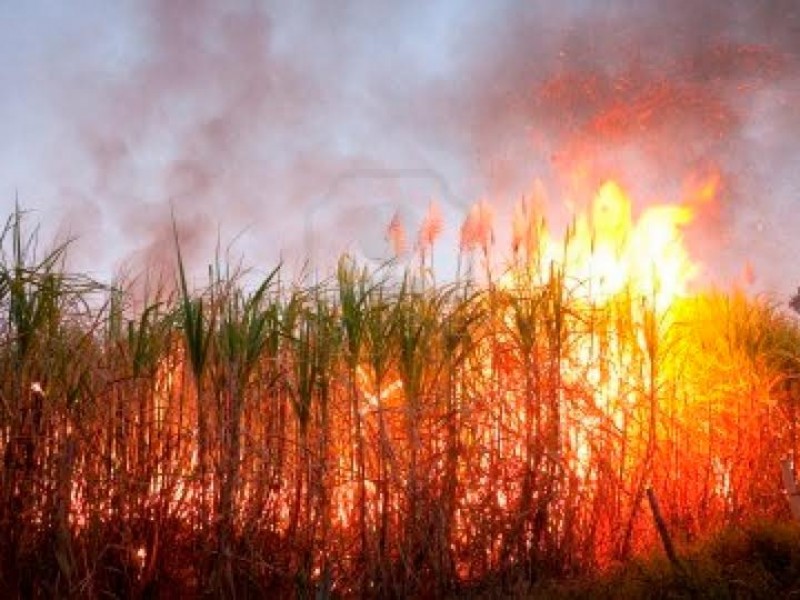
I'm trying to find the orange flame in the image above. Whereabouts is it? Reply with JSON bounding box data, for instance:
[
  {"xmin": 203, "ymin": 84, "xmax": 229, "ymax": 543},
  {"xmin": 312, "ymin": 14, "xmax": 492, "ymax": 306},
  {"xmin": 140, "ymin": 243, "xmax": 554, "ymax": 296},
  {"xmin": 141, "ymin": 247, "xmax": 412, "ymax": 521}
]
[
  {"xmin": 507, "ymin": 177, "xmax": 708, "ymax": 314},
  {"xmin": 500, "ymin": 176, "xmax": 717, "ymax": 485}
]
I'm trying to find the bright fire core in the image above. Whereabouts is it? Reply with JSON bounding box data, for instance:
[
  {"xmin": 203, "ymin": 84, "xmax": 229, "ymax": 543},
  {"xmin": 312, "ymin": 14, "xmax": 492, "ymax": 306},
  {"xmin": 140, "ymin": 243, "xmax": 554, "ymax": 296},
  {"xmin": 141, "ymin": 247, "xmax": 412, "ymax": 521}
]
[{"xmin": 503, "ymin": 176, "xmax": 715, "ymax": 313}]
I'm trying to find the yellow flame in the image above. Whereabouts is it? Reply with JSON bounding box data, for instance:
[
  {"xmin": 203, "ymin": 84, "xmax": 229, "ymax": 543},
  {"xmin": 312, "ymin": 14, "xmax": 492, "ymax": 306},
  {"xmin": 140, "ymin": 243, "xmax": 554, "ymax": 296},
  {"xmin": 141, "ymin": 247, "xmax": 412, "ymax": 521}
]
[
  {"xmin": 502, "ymin": 177, "xmax": 713, "ymax": 480},
  {"xmin": 508, "ymin": 179, "xmax": 701, "ymax": 314}
]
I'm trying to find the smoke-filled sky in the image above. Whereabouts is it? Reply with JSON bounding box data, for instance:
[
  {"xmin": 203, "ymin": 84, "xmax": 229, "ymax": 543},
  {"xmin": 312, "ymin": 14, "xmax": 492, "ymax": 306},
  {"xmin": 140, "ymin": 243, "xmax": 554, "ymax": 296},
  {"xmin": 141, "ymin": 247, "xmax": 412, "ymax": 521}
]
[{"xmin": 0, "ymin": 0, "xmax": 798, "ymax": 297}]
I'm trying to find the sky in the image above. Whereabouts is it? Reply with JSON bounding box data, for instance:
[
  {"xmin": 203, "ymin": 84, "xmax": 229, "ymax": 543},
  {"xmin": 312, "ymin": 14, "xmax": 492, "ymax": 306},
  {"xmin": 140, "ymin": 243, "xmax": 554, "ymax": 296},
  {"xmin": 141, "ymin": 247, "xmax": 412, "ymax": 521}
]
[{"xmin": 0, "ymin": 0, "xmax": 798, "ymax": 298}]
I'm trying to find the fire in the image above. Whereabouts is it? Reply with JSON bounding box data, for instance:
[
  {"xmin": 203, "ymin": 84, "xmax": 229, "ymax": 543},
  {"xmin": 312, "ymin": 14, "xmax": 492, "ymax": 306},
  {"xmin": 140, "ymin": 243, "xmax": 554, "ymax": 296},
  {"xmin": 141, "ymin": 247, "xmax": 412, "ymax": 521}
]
[
  {"xmin": 506, "ymin": 178, "xmax": 707, "ymax": 314},
  {"xmin": 494, "ymin": 175, "xmax": 718, "ymax": 520},
  {"xmin": 31, "ymin": 165, "xmax": 796, "ymax": 595}
]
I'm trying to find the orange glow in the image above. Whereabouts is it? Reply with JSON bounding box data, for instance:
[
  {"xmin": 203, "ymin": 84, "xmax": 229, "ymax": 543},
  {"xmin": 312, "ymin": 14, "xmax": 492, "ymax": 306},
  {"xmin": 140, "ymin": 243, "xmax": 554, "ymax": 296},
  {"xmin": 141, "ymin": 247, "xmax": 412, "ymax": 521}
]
[
  {"xmin": 25, "ymin": 167, "xmax": 795, "ymax": 595},
  {"xmin": 504, "ymin": 178, "xmax": 706, "ymax": 314},
  {"xmin": 491, "ymin": 175, "xmax": 720, "ymax": 545}
]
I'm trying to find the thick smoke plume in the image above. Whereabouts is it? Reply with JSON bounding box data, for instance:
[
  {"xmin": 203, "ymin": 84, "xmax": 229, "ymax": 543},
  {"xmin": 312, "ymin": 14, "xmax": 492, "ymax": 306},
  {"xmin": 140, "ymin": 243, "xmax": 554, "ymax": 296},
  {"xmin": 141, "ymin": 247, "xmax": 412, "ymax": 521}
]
[
  {"xmin": 430, "ymin": 0, "xmax": 800, "ymax": 292},
  {"xmin": 7, "ymin": 0, "xmax": 800, "ymax": 294}
]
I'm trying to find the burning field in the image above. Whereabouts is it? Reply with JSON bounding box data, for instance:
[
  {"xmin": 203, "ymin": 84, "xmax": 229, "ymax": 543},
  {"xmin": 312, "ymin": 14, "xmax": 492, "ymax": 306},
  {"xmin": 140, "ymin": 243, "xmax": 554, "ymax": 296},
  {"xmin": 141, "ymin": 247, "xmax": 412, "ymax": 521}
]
[{"xmin": 2, "ymin": 170, "xmax": 800, "ymax": 597}]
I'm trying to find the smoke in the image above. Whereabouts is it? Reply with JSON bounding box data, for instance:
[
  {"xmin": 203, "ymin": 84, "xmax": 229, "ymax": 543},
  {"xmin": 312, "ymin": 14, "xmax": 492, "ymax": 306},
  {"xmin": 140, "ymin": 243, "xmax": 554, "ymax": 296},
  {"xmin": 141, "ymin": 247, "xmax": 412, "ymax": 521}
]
[
  {"xmin": 36, "ymin": 0, "xmax": 470, "ymax": 283},
  {"xmin": 53, "ymin": 0, "xmax": 317, "ymax": 278},
  {"xmin": 8, "ymin": 0, "xmax": 800, "ymax": 294},
  {"xmin": 427, "ymin": 0, "xmax": 800, "ymax": 292}
]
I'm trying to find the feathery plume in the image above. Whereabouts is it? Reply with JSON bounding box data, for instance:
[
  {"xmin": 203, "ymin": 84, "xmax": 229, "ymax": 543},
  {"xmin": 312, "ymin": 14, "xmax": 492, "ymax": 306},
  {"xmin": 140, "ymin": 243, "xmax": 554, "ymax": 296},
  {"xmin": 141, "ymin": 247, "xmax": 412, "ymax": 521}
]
[
  {"xmin": 418, "ymin": 200, "xmax": 443, "ymax": 251},
  {"xmin": 512, "ymin": 196, "xmax": 533, "ymax": 255},
  {"xmin": 460, "ymin": 199, "xmax": 494, "ymax": 254},
  {"xmin": 512, "ymin": 180, "xmax": 548, "ymax": 259},
  {"xmin": 386, "ymin": 211, "xmax": 406, "ymax": 256}
]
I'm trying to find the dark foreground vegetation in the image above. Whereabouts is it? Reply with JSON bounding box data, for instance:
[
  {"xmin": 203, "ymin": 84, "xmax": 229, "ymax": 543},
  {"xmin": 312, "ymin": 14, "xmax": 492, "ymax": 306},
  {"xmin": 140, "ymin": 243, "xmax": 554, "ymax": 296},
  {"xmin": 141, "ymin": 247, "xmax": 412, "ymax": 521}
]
[
  {"xmin": 1, "ymin": 208, "xmax": 799, "ymax": 598},
  {"xmin": 462, "ymin": 520, "xmax": 800, "ymax": 598}
]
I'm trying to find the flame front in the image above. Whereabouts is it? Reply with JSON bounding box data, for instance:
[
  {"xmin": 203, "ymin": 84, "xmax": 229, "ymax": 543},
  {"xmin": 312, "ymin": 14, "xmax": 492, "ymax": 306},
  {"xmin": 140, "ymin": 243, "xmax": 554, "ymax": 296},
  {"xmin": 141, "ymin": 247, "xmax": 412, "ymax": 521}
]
[
  {"xmin": 18, "ymin": 169, "xmax": 796, "ymax": 596},
  {"xmin": 507, "ymin": 177, "xmax": 708, "ymax": 315}
]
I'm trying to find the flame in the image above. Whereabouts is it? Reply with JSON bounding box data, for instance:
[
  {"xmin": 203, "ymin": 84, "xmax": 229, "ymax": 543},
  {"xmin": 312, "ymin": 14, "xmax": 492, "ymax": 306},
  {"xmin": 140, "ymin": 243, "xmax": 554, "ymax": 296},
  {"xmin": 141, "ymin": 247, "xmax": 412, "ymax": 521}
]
[
  {"xmin": 54, "ymin": 171, "xmax": 751, "ymax": 588},
  {"xmin": 506, "ymin": 177, "xmax": 706, "ymax": 314},
  {"xmin": 499, "ymin": 176, "xmax": 715, "ymax": 487}
]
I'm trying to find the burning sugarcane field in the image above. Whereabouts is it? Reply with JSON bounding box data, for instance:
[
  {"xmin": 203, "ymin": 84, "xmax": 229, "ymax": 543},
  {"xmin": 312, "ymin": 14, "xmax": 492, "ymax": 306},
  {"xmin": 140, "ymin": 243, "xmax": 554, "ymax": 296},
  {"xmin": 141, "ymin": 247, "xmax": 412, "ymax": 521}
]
[{"xmin": 1, "ymin": 1, "xmax": 800, "ymax": 598}]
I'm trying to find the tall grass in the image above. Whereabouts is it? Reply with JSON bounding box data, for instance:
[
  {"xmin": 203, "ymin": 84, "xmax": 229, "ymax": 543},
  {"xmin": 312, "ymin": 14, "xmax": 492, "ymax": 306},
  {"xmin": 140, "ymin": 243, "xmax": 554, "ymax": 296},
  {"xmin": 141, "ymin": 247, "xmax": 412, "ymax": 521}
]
[{"xmin": 0, "ymin": 208, "xmax": 798, "ymax": 598}]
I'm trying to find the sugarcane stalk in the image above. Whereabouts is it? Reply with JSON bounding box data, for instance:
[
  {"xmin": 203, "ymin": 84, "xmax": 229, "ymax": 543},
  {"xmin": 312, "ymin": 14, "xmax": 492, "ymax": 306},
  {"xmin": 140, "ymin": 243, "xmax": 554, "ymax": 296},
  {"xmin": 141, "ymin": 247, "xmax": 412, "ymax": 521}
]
[
  {"xmin": 646, "ymin": 486, "xmax": 686, "ymax": 578},
  {"xmin": 780, "ymin": 456, "xmax": 800, "ymax": 521}
]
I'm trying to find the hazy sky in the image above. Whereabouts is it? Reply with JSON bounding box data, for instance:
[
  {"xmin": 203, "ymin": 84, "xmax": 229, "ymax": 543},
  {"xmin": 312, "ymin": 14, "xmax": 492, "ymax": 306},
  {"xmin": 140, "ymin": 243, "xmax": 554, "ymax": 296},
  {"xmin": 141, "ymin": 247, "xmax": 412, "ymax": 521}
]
[{"xmin": 0, "ymin": 1, "xmax": 798, "ymax": 297}]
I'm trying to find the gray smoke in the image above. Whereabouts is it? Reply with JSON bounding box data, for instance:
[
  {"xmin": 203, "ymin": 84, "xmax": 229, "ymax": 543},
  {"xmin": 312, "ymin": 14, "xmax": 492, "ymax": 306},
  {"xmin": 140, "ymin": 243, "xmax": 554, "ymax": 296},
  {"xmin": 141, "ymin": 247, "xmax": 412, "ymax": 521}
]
[{"xmin": 4, "ymin": 0, "xmax": 799, "ymax": 295}]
